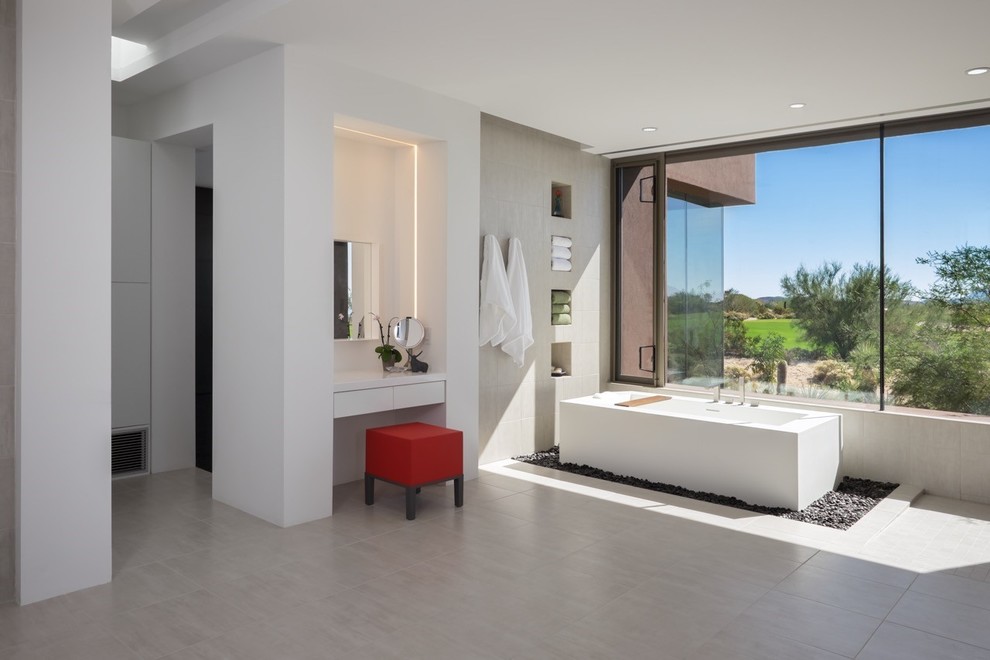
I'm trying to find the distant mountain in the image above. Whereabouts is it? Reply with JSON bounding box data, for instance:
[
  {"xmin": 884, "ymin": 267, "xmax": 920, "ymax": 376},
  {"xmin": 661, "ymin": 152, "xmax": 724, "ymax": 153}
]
[{"xmin": 756, "ymin": 296, "xmax": 786, "ymax": 305}]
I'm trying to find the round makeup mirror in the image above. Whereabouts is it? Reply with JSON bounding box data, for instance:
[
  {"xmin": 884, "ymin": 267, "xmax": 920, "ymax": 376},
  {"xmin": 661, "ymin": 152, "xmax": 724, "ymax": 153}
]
[{"xmin": 392, "ymin": 317, "xmax": 425, "ymax": 350}]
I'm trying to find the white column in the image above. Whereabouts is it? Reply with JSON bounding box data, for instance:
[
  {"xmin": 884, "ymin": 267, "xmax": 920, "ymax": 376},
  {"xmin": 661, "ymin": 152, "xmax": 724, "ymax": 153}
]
[
  {"xmin": 17, "ymin": 0, "xmax": 112, "ymax": 603},
  {"xmin": 281, "ymin": 63, "xmax": 334, "ymax": 525}
]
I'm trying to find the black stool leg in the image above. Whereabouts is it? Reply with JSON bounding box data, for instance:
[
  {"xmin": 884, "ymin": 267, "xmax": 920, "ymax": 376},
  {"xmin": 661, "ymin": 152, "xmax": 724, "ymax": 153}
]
[
  {"xmin": 454, "ymin": 475, "xmax": 464, "ymax": 508},
  {"xmin": 364, "ymin": 473, "xmax": 374, "ymax": 505},
  {"xmin": 405, "ymin": 487, "xmax": 417, "ymax": 520}
]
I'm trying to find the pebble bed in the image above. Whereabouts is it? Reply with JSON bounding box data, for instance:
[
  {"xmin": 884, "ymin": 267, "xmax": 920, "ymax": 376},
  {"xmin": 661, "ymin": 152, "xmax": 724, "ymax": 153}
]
[{"xmin": 513, "ymin": 446, "xmax": 897, "ymax": 530}]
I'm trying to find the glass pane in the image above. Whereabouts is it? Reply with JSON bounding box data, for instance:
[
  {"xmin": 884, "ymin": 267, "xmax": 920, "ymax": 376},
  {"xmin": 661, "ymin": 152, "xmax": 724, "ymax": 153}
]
[
  {"xmin": 884, "ymin": 124, "xmax": 990, "ymax": 415},
  {"xmin": 666, "ymin": 195, "xmax": 723, "ymax": 385},
  {"xmin": 615, "ymin": 164, "xmax": 656, "ymax": 382}
]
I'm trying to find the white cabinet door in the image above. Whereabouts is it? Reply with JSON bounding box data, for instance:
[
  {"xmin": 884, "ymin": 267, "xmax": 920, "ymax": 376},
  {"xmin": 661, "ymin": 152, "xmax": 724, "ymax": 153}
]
[{"xmin": 112, "ymin": 282, "xmax": 151, "ymax": 429}]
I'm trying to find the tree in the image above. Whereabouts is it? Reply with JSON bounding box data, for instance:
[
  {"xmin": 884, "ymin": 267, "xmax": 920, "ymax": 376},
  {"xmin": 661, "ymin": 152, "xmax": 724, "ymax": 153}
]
[
  {"xmin": 887, "ymin": 244, "xmax": 990, "ymax": 415},
  {"xmin": 917, "ymin": 244, "xmax": 990, "ymax": 328},
  {"xmin": 780, "ymin": 262, "xmax": 910, "ymax": 359}
]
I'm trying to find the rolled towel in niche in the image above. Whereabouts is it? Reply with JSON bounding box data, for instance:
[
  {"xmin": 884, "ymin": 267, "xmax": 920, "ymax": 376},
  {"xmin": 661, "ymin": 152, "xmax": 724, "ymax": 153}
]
[
  {"xmin": 551, "ymin": 235, "xmax": 572, "ymax": 248},
  {"xmin": 552, "ymin": 313, "xmax": 572, "ymax": 325},
  {"xmin": 551, "ymin": 245, "xmax": 572, "ymax": 260},
  {"xmin": 551, "ymin": 257, "xmax": 572, "ymax": 272},
  {"xmin": 551, "ymin": 290, "xmax": 571, "ymax": 304},
  {"xmin": 551, "ymin": 303, "xmax": 570, "ymax": 314}
]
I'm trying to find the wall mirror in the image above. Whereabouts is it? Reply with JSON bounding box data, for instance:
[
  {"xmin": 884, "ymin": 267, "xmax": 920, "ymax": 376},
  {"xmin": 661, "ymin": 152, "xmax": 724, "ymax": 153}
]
[{"xmin": 333, "ymin": 240, "xmax": 376, "ymax": 340}]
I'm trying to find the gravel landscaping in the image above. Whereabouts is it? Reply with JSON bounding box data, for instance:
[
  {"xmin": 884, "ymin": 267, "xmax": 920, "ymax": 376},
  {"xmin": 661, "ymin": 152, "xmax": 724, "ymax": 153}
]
[{"xmin": 513, "ymin": 446, "xmax": 897, "ymax": 530}]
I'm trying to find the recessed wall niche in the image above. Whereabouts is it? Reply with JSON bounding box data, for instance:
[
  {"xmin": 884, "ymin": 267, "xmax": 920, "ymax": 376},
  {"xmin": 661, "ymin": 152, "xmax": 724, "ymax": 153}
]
[
  {"xmin": 331, "ymin": 119, "xmax": 448, "ymax": 377},
  {"xmin": 551, "ymin": 182, "xmax": 572, "ymax": 219}
]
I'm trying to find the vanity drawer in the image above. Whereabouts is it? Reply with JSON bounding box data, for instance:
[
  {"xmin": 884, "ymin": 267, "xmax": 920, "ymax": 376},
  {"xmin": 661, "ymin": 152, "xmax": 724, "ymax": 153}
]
[
  {"xmin": 334, "ymin": 387, "xmax": 393, "ymax": 418},
  {"xmin": 393, "ymin": 381, "xmax": 445, "ymax": 409}
]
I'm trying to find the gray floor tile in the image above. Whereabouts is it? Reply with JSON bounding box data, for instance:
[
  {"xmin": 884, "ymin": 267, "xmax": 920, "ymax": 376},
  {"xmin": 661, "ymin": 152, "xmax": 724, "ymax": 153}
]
[
  {"xmin": 888, "ymin": 590, "xmax": 990, "ymax": 650},
  {"xmin": 105, "ymin": 590, "xmax": 254, "ymax": 659},
  {"xmin": 910, "ymin": 571, "xmax": 990, "ymax": 611},
  {"xmin": 857, "ymin": 622, "xmax": 990, "ymax": 660},
  {"xmin": 734, "ymin": 590, "xmax": 881, "ymax": 657},
  {"xmin": 805, "ymin": 550, "xmax": 918, "ymax": 588},
  {"xmin": 774, "ymin": 563, "xmax": 906, "ymax": 618}
]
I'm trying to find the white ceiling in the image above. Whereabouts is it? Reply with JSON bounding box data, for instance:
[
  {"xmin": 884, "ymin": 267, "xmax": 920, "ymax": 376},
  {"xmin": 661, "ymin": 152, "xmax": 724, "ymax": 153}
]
[{"xmin": 112, "ymin": 0, "xmax": 990, "ymax": 155}]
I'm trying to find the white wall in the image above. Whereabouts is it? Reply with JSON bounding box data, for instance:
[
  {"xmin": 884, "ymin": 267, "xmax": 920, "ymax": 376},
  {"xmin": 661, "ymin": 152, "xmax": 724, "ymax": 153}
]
[
  {"xmin": 151, "ymin": 142, "xmax": 196, "ymax": 473},
  {"xmin": 282, "ymin": 46, "xmax": 480, "ymax": 482},
  {"xmin": 125, "ymin": 44, "xmax": 481, "ymax": 527},
  {"xmin": 129, "ymin": 49, "xmax": 289, "ymax": 525},
  {"xmin": 17, "ymin": 0, "xmax": 112, "ymax": 604},
  {"xmin": 0, "ymin": 0, "xmax": 16, "ymax": 603},
  {"xmin": 479, "ymin": 115, "xmax": 610, "ymax": 463},
  {"xmin": 281, "ymin": 58, "xmax": 334, "ymax": 525}
]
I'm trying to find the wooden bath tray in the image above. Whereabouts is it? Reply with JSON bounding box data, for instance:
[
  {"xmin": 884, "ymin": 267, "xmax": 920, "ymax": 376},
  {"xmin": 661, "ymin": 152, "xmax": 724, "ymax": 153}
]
[{"xmin": 615, "ymin": 395, "xmax": 671, "ymax": 407}]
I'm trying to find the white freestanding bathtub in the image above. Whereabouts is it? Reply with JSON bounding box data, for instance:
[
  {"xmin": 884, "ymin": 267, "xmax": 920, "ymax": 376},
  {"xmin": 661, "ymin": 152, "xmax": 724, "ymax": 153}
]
[{"xmin": 558, "ymin": 392, "xmax": 842, "ymax": 510}]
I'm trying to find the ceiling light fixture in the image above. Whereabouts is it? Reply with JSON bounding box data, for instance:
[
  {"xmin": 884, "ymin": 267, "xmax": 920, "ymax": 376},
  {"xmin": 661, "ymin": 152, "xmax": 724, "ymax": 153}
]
[
  {"xmin": 966, "ymin": 67, "xmax": 989, "ymax": 76},
  {"xmin": 642, "ymin": 127, "xmax": 657, "ymax": 132},
  {"xmin": 789, "ymin": 102, "xmax": 806, "ymax": 109}
]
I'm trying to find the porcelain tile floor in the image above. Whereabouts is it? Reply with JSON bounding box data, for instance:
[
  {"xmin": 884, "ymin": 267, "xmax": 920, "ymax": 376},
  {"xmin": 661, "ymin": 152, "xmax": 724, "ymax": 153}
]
[{"xmin": 4, "ymin": 465, "xmax": 990, "ymax": 658}]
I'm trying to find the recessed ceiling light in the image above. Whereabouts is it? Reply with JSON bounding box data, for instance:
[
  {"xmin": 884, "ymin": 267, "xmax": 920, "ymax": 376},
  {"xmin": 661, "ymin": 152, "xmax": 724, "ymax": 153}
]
[
  {"xmin": 966, "ymin": 67, "xmax": 989, "ymax": 76},
  {"xmin": 642, "ymin": 126, "xmax": 657, "ymax": 132},
  {"xmin": 789, "ymin": 102, "xmax": 806, "ymax": 109}
]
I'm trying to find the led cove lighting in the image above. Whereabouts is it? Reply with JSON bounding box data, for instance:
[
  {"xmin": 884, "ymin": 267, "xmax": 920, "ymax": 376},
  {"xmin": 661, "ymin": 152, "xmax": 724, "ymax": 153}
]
[
  {"xmin": 789, "ymin": 102, "xmax": 806, "ymax": 109},
  {"xmin": 966, "ymin": 67, "xmax": 989, "ymax": 76},
  {"xmin": 642, "ymin": 127, "xmax": 657, "ymax": 132}
]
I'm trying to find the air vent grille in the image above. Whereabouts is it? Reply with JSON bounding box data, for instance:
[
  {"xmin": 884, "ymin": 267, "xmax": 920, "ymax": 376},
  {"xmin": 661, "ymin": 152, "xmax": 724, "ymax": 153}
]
[{"xmin": 112, "ymin": 428, "xmax": 148, "ymax": 477}]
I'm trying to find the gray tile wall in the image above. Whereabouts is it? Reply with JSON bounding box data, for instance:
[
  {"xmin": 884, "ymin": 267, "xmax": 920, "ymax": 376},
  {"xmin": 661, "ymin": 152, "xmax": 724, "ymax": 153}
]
[
  {"xmin": 479, "ymin": 115, "xmax": 610, "ymax": 463},
  {"xmin": 0, "ymin": 0, "xmax": 15, "ymax": 602}
]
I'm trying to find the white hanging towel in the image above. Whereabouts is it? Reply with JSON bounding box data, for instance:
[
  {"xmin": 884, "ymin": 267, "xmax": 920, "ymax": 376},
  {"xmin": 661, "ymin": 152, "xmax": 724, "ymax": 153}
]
[
  {"xmin": 551, "ymin": 245, "xmax": 572, "ymax": 260},
  {"xmin": 502, "ymin": 237, "xmax": 533, "ymax": 367},
  {"xmin": 551, "ymin": 235, "xmax": 572, "ymax": 248},
  {"xmin": 551, "ymin": 257, "xmax": 572, "ymax": 272},
  {"xmin": 479, "ymin": 234, "xmax": 516, "ymax": 346}
]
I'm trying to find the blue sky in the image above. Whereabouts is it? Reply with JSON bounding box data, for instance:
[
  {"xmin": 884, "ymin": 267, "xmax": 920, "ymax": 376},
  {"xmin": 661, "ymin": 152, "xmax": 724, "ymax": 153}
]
[{"xmin": 720, "ymin": 125, "xmax": 990, "ymax": 298}]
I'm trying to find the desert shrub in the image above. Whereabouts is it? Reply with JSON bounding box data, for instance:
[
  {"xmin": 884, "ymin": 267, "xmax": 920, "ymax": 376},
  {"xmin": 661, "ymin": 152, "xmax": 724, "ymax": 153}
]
[
  {"xmin": 724, "ymin": 363, "xmax": 751, "ymax": 381},
  {"xmin": 785, "ymin": 347, "xmax": 820, "ymax": 363},
  {"xmin": 772, "ymin": 301, "xmax": 795, "ymax": 319},
  {"xmin": 747, "ymin": 333, "xmax": 786, "ymax": 383},
  {"xmin": 848, "ymin": 341, "xmax": 880, "ymax": 392},
  {"xmin": 724, "ymin": 312, "xmax": 748, "ymax": 356},
  {"xmin": 810, "ymin": 359, "xmax": 853, "ymax": 389},
  {"xmin": 888, "ymin": 331, "xmax": 990, "ymax": 415}
]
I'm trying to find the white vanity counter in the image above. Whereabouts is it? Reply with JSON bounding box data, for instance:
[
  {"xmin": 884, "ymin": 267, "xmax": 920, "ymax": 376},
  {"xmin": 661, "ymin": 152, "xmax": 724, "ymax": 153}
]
[{"xmin": 333, "ymin": 370, "xmax": 446, "ymax": 418}]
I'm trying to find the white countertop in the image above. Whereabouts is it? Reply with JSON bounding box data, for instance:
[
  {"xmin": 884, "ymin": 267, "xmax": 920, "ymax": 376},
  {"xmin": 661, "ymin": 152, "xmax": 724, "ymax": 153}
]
[{"xmin": 333, "ymin": 370, "xmax": 446, "ymax": 393}]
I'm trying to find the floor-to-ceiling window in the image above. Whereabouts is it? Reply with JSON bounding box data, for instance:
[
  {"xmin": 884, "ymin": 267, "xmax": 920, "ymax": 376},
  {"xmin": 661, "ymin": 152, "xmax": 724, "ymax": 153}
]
[
  {"xmin": 613, "ymin": 111, "xmax": 990, "ymax": 417},
  {"xmin": 884, "ymin": 120, "xmax": 990, "ymax": 415}
]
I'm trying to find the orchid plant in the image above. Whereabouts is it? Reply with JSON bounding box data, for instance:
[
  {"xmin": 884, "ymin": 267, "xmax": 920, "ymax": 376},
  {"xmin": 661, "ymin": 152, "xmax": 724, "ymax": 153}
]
[{"xmin": 369, "ymin": 313, "xmax": 402, "ymax": 365}]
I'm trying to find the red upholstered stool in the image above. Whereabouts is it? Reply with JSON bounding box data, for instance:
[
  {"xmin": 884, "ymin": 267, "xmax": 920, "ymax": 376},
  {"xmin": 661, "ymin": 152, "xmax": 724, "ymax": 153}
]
[{"xmin": 365, "ymin": 422, "xmax": 464, "ymax": 520}]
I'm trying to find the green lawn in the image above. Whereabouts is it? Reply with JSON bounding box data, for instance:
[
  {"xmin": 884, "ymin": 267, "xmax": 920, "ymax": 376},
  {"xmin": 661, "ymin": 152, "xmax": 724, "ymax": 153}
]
[{"xmin": 743, "ymin": 318, "xmax": 813, "ymax": 350}]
